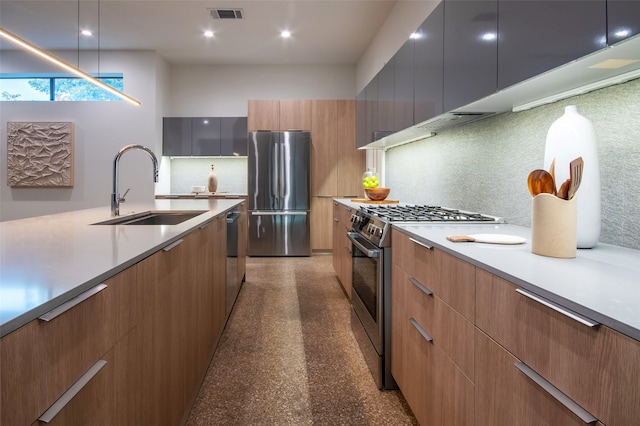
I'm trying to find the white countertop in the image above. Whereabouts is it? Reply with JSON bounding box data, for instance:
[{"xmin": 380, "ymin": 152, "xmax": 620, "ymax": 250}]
[
  {"xmin": 333, "ymin": 198, "xmax": 640, "ymax": 342},
  {"xmin": 0, "ymin": 199, "xmax": 243, "ymax": 337}
]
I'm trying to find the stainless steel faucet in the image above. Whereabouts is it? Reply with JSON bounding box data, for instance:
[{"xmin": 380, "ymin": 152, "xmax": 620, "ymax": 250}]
[{"xmin": 112, "ymin": 144, "xmax": 159, "ymax": 216}]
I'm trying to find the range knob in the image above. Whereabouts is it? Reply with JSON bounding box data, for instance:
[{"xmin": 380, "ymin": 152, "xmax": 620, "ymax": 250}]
[{"xmin": 350, "ymin": 214, "xmax": 359, "ymax": 224}]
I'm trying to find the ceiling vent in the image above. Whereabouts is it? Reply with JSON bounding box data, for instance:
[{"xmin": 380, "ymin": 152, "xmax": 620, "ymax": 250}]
[{"xmin": 209, "ymin": 8, "xmax": 244, "ymax": 19}]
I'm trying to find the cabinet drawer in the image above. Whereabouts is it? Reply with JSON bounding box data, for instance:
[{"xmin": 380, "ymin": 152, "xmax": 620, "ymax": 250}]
[
  {"xmin": 392, "ymin": 229, "xmax": 438, "ymax": 291},
  {"xmin": 475, "ymin": 328, "xmax": 600, "ymax": 426},
  {"xmin": 393, "ymin": 265, "xmax": 474, "ymax": 379},
  {"xmin": 34, "ymin": 329, "xmax": 139, "ymax": 425},
  {"xmin": 1, "ymin": 267, "xmax": 137, "ymax": 426},
  {"xmin": 392, "ymin": 299, "xmax": 474, "ymax": 426},
  {"xmin": 476, "ymin": 269, "xmax": 640, "ymax": 425},
  {"xmin": 392, "ymin": 229, "xmax": 475, "ymax": 321}
]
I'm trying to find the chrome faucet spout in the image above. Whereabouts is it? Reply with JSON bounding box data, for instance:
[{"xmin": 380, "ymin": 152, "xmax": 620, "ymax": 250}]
[{"xmin": 111, "ymin": 144, "xmax": 159, "ymax": 216}]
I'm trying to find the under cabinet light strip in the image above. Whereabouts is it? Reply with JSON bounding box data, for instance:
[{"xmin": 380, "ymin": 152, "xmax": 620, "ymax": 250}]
[
  {"xmin": 0, "ymin": 27, "xmax": 141, "ymax": 106},
  {"xmin": 512, "ymin": 67, "xmax": 640, "ymax": 112}
]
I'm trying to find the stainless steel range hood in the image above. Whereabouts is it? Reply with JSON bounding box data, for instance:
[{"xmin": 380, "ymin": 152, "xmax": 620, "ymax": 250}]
[{"xmin": 363, "ymin": 34, "xmax": 640, "ymax": 151}]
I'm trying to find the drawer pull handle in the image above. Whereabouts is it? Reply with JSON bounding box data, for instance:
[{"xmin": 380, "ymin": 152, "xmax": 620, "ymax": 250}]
[
  {"xmin": 334, "ymin": 218, "xmax": 339, "ymax": 222},
  {"xmin": 38, "ymin": 360, "xmax": 108, "ymax": 423},
  {"xmin": 409, "ymin": 277, "xmax": 433, "ymax": 296},
  {"xmin": 409, "ymin": 317, "xmax": 433, "ymax": 343},
  {"xmin": 162, "ymin": 238, "xmax": 184, "ymax": 252},
  {"xmin": 409, "ymin": 237, "xmax": 433, "ymax": 250},
  {"xmin": 514, "ymin": 362, "xmax": 597, "ymax": 424},
  {"xmin": 38, "ymin": 284, "xmax": 108, "ymax": 322},
  {"xmin": 515, "ymin": 289, "xmax": 599, "ymax": 328},
  {"xmin": 344, "ymin": 246, "xmax": 352, "ymax": 255},
  {"xmin": 198, "ymin": 220, "xmax": 212, "ymax": 229}
]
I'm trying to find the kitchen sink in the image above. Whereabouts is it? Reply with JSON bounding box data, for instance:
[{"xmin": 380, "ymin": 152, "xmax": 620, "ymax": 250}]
[{"xmin": 92, "ymin": 210, "xmax": 208, "ymax": 226}]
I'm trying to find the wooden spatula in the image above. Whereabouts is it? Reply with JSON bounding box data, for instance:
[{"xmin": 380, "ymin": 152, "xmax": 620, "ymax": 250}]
[{"xmin": 567, "ymin": 157, "xmax": 583, "ymax": 200}]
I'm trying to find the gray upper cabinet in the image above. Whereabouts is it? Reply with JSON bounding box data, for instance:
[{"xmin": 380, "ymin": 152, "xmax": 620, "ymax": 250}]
[
  {"xmin": 192, "ymin": 117, "xmax": 222, "ymax": 156},
  {"xmin": 163, "ymin": 118, "xmax": 192, "ymax": 156},
  {"xmin": 377, "ymin": 59, "xmax": 395, "ymax": 133},
  {"xmin": 443, "ymin": 0, "xmax": 498, "ymax": 112},
  {"xmin": 163, "ymin": 117, "xmax": 247, "ymax": 156},
  {"xmin": 356, "ymin": 90, "xmax": 367, "ymax": 148},
  {"xmin": 414, "ymin": 2, "xmax": 444, "ymax": 125},
  {"xmin": 365, "ymin": 76, "xmax": 378, "ymax": 144},
  {"xmin": 220, "ymin": 117, "xmax": 248, "ymax": 156},
  {"xmin": 497, "ymin": 1, "xmax": 606, "ymax": 91},
  {"xmin": 393, "ymin": 38, "xmax": 415, "ymax": 132},
  {"xmin": 607, "ymin": 0, "xmax": 640, "ymax": 45}
]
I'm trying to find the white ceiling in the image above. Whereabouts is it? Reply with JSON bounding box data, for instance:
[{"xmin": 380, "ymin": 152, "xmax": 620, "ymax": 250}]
[{"xmin": 0, "ymin": 0, "xmax": 398, "ymax": 65}]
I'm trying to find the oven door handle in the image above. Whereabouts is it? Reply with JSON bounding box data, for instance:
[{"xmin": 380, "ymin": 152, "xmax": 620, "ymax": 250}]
[{"xmin": 347, "ymin": 232, "xmax": 380, "ymax": 258}]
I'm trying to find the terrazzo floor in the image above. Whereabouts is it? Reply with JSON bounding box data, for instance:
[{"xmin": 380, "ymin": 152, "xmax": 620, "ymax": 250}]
[{"xmin": 186, "ymin": 255, "xmax": 417, "ymax": 425}]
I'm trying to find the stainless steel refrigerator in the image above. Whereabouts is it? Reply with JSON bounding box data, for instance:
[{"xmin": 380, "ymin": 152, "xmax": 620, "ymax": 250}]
[{"xmin": 247, "ymin": 131, "xmax": 311, "ymax": 256}]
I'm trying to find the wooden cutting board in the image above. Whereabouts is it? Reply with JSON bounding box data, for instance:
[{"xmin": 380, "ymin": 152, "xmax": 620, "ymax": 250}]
[{"xmin": 350, "ymin": 198, "xmax": 399, "ymax": 204}]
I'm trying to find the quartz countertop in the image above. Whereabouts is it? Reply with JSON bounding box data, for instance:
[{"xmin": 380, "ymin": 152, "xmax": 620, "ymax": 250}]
[
  {"xmin": 0, "ymin": 199, "xmax": 243, "ymax": 337},
  {"xmin": 332, "ymin": 198, "xmax": 640, "ymax": 342}
]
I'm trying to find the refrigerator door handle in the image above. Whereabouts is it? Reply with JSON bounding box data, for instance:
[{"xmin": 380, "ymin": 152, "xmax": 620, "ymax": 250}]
[
  {"xmin": 279, "ymin": 139, "xmax": 286, "ymax": 201},
  {"xmin": 251, "ymin": 211, "xmax": 308, "ymax": 216},
  {"xmin": 272, "ymin": 142, "xmax": 279, "ymax": 203}
]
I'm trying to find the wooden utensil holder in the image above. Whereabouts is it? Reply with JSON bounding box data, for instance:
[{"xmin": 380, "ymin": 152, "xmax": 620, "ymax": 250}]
[{"xmin": 531, "ymin": 193, "xmax": 577, "ymax": 258}]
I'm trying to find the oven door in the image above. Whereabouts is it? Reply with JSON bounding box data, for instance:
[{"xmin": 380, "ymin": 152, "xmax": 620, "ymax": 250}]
[{"xmin": 347, "ymin": 231, "xmax": 384, "ymax": 354}]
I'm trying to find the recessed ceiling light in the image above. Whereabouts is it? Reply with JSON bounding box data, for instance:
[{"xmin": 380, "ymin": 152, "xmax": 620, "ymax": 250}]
[
  {"xmin": 204, "ymin": 30, "xmax": 214, "ymax": 38},
  {"xmin": 81, "ymin": 30, "xmax": 92, "ymax": 36},
  {"xmin": 281, "ymin": 30, "xmax": 291, "ymax": 38}
]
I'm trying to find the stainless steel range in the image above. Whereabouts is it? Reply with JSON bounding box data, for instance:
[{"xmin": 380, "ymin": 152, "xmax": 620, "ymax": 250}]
[{"xmin": 347, "ymin": 204, "xmax": 502, "ymax": 390}]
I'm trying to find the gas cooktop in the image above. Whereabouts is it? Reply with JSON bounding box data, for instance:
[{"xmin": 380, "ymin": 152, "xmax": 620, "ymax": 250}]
[{"xmin": 359, "ymin": 204, "xmax": 502, "ymax": 223}]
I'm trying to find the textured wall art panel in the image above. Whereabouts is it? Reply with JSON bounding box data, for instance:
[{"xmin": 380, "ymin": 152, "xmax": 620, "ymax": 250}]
[{"xmin": 7, "ymin": 122, "xmax": 74, "ymax": 187}]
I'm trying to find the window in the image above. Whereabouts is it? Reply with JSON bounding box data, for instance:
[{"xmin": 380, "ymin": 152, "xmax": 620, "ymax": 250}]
[{"xmin": 0, "ymin": 74, "xmax": 124, "ymax": 101}]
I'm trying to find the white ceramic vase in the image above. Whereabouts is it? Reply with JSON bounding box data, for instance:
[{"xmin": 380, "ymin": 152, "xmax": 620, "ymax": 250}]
[{"xmin": 543, "ymin": 105, "xmax": 600, "ymax": 248}]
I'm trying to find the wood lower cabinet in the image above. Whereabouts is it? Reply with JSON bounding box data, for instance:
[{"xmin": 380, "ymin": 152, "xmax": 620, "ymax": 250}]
[
  {"xmin": 237, "ymin": 202, "xmax": 247, "ymax": 287},
  {"xmin": 0, "ymin": 267, "xmax": 138, "ymax": 426},
  {"xmin": 475, "ymin": 328, "xmax": 601, "ymax": 426},
  {"xmin": 391, "ymin": 229, "xmax": 475, "ymax": 425},
  {"xmin": 332, "ymin": 201, "xmax": 354, "ymax": 298},
  {"xmin": 139, "ymin": 217, "xmax": 227, "ymax": 425},
  {"xmin": 476, "ymin": 269, "xmax": 640, "ymax": 426},
  {"xmin": 311, "ymin": 196, "xmax": 334, "ymax": 252}
]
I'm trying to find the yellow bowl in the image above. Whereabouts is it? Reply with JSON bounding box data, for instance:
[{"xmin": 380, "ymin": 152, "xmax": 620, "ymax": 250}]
[{"xmin": 365, "ymin": 187, "xmax": 390, "ymax": 201}]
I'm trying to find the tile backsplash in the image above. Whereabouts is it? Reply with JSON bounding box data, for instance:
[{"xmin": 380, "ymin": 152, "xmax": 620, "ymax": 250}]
[
  {"xmin": 168, "ymin": 157, "xmax": 248, "ymax": 194},
  {"xmin": 385, "ymin": 78, "xmax": 640, "ymax": 250}
]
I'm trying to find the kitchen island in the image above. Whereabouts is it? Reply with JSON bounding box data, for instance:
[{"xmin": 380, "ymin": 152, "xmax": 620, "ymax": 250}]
[{"xmin": 0, "ymin": 198, "xmax": 244, "ymax": 426}]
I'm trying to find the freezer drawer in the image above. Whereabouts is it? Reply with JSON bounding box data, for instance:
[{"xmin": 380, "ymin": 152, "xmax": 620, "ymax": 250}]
[{"xmin": 248, "ymin": 211, "xmax": 310, "ymax": 256}]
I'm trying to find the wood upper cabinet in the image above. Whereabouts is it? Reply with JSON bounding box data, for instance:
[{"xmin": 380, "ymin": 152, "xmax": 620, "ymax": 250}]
[
  {"xmin": 248, "ymin": 100, "xmax": 279, "ymax": 131},
  {"xmin": 443, "ymin": 0, "xmax": 497, "ymax": 111},
  {"xmin": 336, "ymin": 99, "xmax": 363, "ymax": 198},
  {"xmin": 0, "ymin": 267, "xmax": 138, "ymax": 426},
  {"xmin": 497, "ymin": 0, "xmax": 606, "ymax": 90},
  {"xmin": 311, "ymin": 100, "xmax": 338, "ymax": 197},
  {"xmin": 476, "ymin": 269, "xmax": 640, "ymax": 425},
  {"xmin": 279, "ymin": 99, "xmax": 312, "ymax": 130}
]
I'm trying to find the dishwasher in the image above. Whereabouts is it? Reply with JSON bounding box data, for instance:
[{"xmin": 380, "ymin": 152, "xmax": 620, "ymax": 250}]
[{"xmin": 226, "ymin": 209, "xmax": 241, "ymax": 316}]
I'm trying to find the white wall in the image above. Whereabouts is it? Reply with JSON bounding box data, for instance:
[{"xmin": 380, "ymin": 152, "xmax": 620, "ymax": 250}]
[
  {"xmin": 168, "ymin": 64, "xmax": 356, "ymax": 116},
  {"xmin": 0, "ymin": 50, "xmax": 169, "ymax": 221}
]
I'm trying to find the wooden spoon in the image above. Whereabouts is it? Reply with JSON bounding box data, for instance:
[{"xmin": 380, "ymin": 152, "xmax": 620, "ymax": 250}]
[
  {"xmin": 549, "ymin": 158, "xmax": 557, "ymax": 196},
  {"xmin": 527, "ymin": 169, "xmax": 555, "ymax": 197}
]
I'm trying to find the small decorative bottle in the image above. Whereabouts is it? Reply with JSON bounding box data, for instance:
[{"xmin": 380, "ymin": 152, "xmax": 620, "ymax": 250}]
[
  {"xmin": 362, "ymin": 168, "xmax": 378, "ymax": 198},
  {"xmin": 207, "ymin": 164, "xmax": 218, "ymax": 193}
]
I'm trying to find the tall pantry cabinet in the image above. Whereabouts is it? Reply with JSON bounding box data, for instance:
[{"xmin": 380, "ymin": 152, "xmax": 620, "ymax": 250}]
[{"xmin": 247, "ymin": 99, "xmax": 364, "ymax": 251}]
